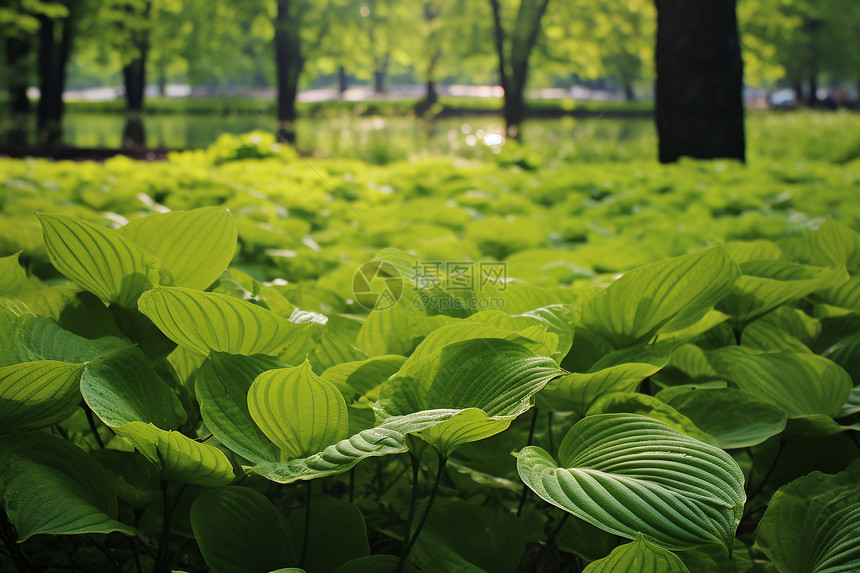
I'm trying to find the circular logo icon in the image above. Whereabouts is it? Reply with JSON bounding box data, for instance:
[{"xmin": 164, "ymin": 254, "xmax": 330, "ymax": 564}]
[{"xmin": 352, "ymin": 261, "xmax": 403, "ymax": 311}]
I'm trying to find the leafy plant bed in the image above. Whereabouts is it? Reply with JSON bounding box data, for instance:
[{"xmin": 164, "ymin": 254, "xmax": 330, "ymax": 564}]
[{"xmin": 0, "ymin": 136, "xmax": 859, "ymax": 572}]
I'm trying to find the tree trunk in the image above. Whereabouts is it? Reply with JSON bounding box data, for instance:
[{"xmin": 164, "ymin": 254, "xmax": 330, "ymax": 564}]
[
  {"xmin": 654, "ymin": 0, "xmax": 745, "ymax": 163},
  {"xmin": 622, "ymin": 80, "xmax": 636, "ymax": 101},
  {"xmin": 792, "ymin": 81, "xmax": 803, "ymax": 105},
  {"xmin": 338, "ymin": 65, "xmax": 348, "ymax": 95},
  {"xmin": 275, "ymin": 0, "xmax": 303, "ymax": 143},
  {"xmin": 5, "ymin": 36, "xmax": 32, "ymax": 145},
  {"xmin": 36, "ymin": 8, "xmax": 74, "ymax": 146},
  {"xmin": 373, "ymin": 52, "xmax": 389, "ymax": 94},
  {"xmin": 122, "ymin": 54, "xmax": 147, "ymax": 147},
  {"xmin": 807, "ymin": 74, "xmax": 818, "ymax": 106}
]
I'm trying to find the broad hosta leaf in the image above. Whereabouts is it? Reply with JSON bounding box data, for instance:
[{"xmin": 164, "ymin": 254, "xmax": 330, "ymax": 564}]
[
  {"xmin": 0, "ymin": 432, "xmax": 136, "ymax": 540},
  {"xmin": 191, "ymin": 487, "xmax": 296, "ymax": 573},
  {"xmin": 816, "ymin": 275, "xmax": 860, "ymax": 313},
  {"xmin": 248, "ymin": 362, "xmax": 349, "ymax": 460},
  {"xmin": 376, "ymin": 338, "xmax": 560, "ymax": 453},
  {"xmin": 119, "ymin": 207, "xmax": 237, "ymax": 290},
  {"xmin": 722, "ymin": 240, "xmax": 782, "ymax": 264},
  {"xmin": 196, "ymin": 352, "xmax": 284, "ymax": 464},
  {"xmin": 517, "ymin": 414, "xmax": 745, "ymax": 551},
  {"xmin": 355, "ymin": 295, "xmax": 457, "ymax": 357},
  {"xmin": 717, "ymin": 261, "xmax": 849, "ymax": 326},
  {"xmin": 116, "ymin": 421, "xmax": 234, "ymax": 486},
  {"xmin": 0, "ymin": 360, "xmax": 85, "ymax": 432},
  {"xmin": 138, "ymin": 286, "xmax": 322, "ymax": 358},
  {"xmin": 38, "ymin": 214, "xmax": 171, "ymax": 307},
  {"xmin": 543, "ymin": 344, "xmax": 670, "ymax": 414},
  {"xmin": 15, "ymin": 314, "xmax": 130, "ymax": 363},
  {"xmin": 756, "ymin": 460, "xmax": 860, "ymax": 573},
  {"xmin": 288, "ymin": 497, "xmax": 369, "ymax": 573},
  {"xmin": 321, "ymin": 355, "xmax": 405, "ymax": 403},
  {"xmin": 710, "ymin": 348, "xmax": 852, "ymax": 418},
  {"xmin": 249, "ymin": 410, "xmax": 460, "ymax": 483},
  {"xmin": 0, "ymin": 252, "xmax": 40, "ymax": 296},
  {"xmin": 332, "ymin": 556, "xmax": 418, "ymax": 573},
  {"xmin": 783, "ymin": 219, "xmax": 860, "ymax": 271},
  {"xmin": 89, "ymin": 450, "xmax": 161, "ymax": 510},
  {"xmin": 658, "ymin": 387, "xmax": 787, "ymax": 449},
  {"xmin": 80, "ymin": 347, "xmax": 186, "ymax": 429},
  {"xmin": 579, "ymin": 246, "xmax": 740, "ymax": 348},
  {"xmin": 583, "ymin": 534, "xmax": 689, "ymax": 573}
]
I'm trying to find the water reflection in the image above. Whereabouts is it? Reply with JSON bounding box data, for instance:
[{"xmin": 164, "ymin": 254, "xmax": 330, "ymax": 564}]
[{"xmin": 4, "ymin": 112, "xmax": 657, "ymax": 163}]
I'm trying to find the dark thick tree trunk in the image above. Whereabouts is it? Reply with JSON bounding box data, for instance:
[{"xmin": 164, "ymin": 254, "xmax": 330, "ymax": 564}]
[
  {"xmin": 36, "ymin": 8, "xmax": 74, "ymax": 146},
  {"xmin": 338, "ymin": 65, "xmax": 348, "ymax": 95},
  {"xmin": 275, "ymin": 0, "xmax": 303, "ymax": 143},
  {"xmin": 807, "ymin": 74, "xmax": 818, "ymax": 106},
  {"xmin": 488, "ymin": 0, "xmax": 551, "ymax": 141},
  {"xmin": 425, "ymin": 78, "xmax": 438, "ymax": 105},
  {"xmin": 122, "ymin": 53, "xmax": 147, "ymax": 147},
  {"xmin": 373, "ymin": 53, "xmax": 388, "ymax": 94},
  {"xmin": 792, "ymin": 81, "xmax": 804, "ymax": 105},
  {"xmin": 623, "ymin": 81, "xmax": 636, "ymax": 101},
  {"xmin": 5, "ymin": 37, "xmax": 32, "ymax": 145},
  {"xmin": 654, "ymin": 0, "xmax": 745, "ymax": 163}
]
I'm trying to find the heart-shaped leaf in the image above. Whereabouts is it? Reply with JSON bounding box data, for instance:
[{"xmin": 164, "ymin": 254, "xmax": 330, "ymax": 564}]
[
  {"xmin": 15, "ymin": 314, "xmax": 130, "ymax": 363},
  {"xmin": 517, "ymin": 414, "xmax": 745, "ymax": 551},
  {"xmin": 288, "ymin": 497, "xmax": 369, "ymax": 573},
  {"xmin": 196, "ymin": 352, "xmax": 284, "ymax": 463},
  {"xmin": 81, "ymin": 346, "xmax": 186, "ymax": 429},
  {"xmin": 38, "ymin": 213, "xmax": 170, "ymax": 307},
  {"xmin": 710, "ymin": 348, "xmax": 852, "ymax": 418},
  {"xmin": 0, "ymin": 432, "xmax": 136, "ymax": 539},
  {"xmin": 0, "ymin": 360, "xmax": 85, "ymax": 432},
  {"xmin": 583, "ymin": 534, "xmax": 689, "ymax": 572},
  {"xmin": 138, "ymin": 286, "xmax": 322, "ymax": 358},
  {"xmin": 248, "ymin": 362, "xmax": 349, "ymax": 460},
  {"xmin": 321, "ymin": 355, "xmax": 406, "ymax": 403},
  {"xmin": 579, "ymin": 246, "xmax": 740, "ymax": 348},
  {"xmin": 115, "ymin": 421, "xmax": 234, "ymax": 486},
  {"xmin": 119, "ymin": 207, "xmax": 237, "ymax": 290},
  {"xmin": 756, "ymin": 460, "xmax": 860, "ymax": 573},
  {"xmin": 191, "ymin": 486, "xmax": 296, "ymax": 573}
]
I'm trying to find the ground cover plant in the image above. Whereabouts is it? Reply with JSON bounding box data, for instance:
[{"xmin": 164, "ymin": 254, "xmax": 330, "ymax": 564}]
[{"xmin": 1, "ymin": 132, "xmax": 859, "ymax": 572}]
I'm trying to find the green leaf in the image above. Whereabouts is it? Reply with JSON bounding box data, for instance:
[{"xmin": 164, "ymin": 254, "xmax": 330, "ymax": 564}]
[
  {"xmin": 717, "ymin": 261, "xmax": 849, "ymax": 326},
  {"xmin": 0, "ymin": 252, "xmax": 40, "ymax": 296},
  {"xmin": 196, "ymin": 352, "xmax": 284, "ymax": 463},
  {"xmin": 119, "ymin": 207, "xmax": 237, "ymax": 290},
  {"xmin": 783, "ymin": 219, "xmax": 860, "ymax": 271},
  {"xmin": 248, "ymin": 362, "xmax": 349, "ymax": 460},
  {"xmin": 710, "ymin": 348, "xmax": 852, "ymax": 418},
  {"xmin": 332, "ymin": 556, "xmax": 419, "ymax": 573},
  {"xmin": 555, "ymin": 515, "xmax": 617, "ymax": 562},
  {"xmin": 115, "ymin": 421, "xmax": 235, "ymax": 486},
  {"xmin": 80, "ymin": 347, "xmax": 186, "ymax": 429},
  {"xmin": 543, "ymin": 345, "xmax": 670, "ymax": 414},
  {"xmin": 138, "ymin": 286, "xmax": 321, "ymax": 358},
  {"xmin": 191, "ymin": 486, "xmax": 296, "ymax": 573},
  {"xmin": 756, "ymin": 460, "xmax": 860, "ymax": 573},
  {"xmin": 288, "ymin": 497, "xmax": 369, "ymax": 573},
  {"xmin": 410, "ymin": 499, "xmax": 526, "ymax": 573},
  {"xmin": 658, "ymin": 388, "xmax": 787, "ymax": 449},
  {"xmin": 579, "ymin": 246, "xmax": 740, "ymax": 348},
  {"xmin": 586, "ymin": 392, "xmax": 717, "ymax": 445},
  {"xmin": 0, "ymin": 432, "xmax": 136, "ymax": 540},
  {"xmin": 355, "ymin": 294, "xmax": 457, "ymax": 357},
  {"xmin": 376, "ymin": 338, "xmax": 560, "ymax": 453},
  {"xmin": 38, "ymin": 213, "xmax": 170, "ymax": 307},
  {"xmin": 583, "ymin": 534, "xmax": 690, "ymax": 573},
  {"xmin": 517, "ymin": 414, "xmax": 745, "ymax": 551},
  {"xmin": 89, "ymin": 450, "xmax": 161, "ymax": 510},
  {"xmin": 0, "ymin": 360, "xmax": 85, "ymax": 432},
  {"xmin": 13, "ymin": 314, "xmax": 130, "ymax": 363},
  {"xmin": 321, "ymin": 355, "xmax": 405, "ymax": 403}
]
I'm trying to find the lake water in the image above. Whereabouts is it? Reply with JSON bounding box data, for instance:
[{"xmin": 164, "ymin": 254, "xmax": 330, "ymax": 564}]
[{"xmin": 54, "ymin": 113, "xmax": 658, "ymax": 163}]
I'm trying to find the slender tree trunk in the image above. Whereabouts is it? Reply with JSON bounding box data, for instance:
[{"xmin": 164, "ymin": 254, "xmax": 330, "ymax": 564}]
[
  {"xmin": 622, "ymin": 80, "xmax": 636, "ymax": 101},
  {"xmin": 654, "ymin": 0, "xmax": 745, "ymax": 163},
  {"xmin": 792, "ymin": 81, "xmax": 803, "ymax": 106},
  {"xmin": 5, "ymin": 36, "xmax": 32, "ymax": 145},
  {"xmin": 487, "ymin": 0, "xmax": 551, "ymax": 140},
  {"xmin": 807, "ymin": 74, "xmax": 818, "ymax": 107},
  {"xmin": 36, "ymin": 5, "xmax": 75, "ymax": 146},
  {"xmin": 275, "ymin": 0, "xmax": 303, "ymax": 143},
  {"xmin": 338, "ymin": 65, "xmax": 348, "ymax": 95},
  {"xmin": 373, "ymin": 53, "xmax": 389, "ymax": 94},
  {"xmin": 122, "ymin": 0, "xmax": 150, "ymax": 147}
]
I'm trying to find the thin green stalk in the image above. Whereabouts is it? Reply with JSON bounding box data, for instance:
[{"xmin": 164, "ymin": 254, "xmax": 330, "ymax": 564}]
[
  {"xmin": 517, "ymin": 407, "xmax": 540, "ymax": 517},
  {"xmin": 398, "ymin": 453, "xmax": 422, "ymax": 566},
  {"xmin": 531, "ymin": 512, "xmax": 570, "ymax": 572},
  {"xmin": 747, "ymin": 438, "xmax": 785, "ymax": 503},
  {"xmin": 300, "ymin": 480, "xmax": 313, "ymax": 567},
  {"xmin": 349, "ymin": 467, "xmax": 356, "ymax": 504},
  {"xmin": 87, "ymin": 534, "xmax": 122, "ymax": 572},
  {"xmin": 1, "ymin": 511, "xmax": 30, "ymax": 573},
  {"xmin": 131, "ymin": 510, "xmax": 143, "ymax": 573},
  {"xmin": 154, "ymin": 482, "xmax": 186, "ymax": 573},
  {"xmin": 547, "ymin": 410, "xmax": 555, "ymax": 455},
  {"xmin": 396, "ymin": 454, "xmax": 447, "ymax": 573}
]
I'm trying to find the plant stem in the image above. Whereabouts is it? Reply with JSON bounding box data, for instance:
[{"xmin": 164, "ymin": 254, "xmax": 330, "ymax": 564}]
[
  {"xmin": 82, "ymin": 403, "xmax": 106, "ymax": 449},
  {"xmin": 547, "ymin": 410, "xmax": 555, "ymax": 454},
  {"xmin": 348, "ymin": 467, "xmax": 356, "ymax": 504},
  {"xmin": 131, "ymin": 510, "xmax": 143, "ymax": 573},
  {"xmin": 153, "ymin": 482, "xmax": 186, "ymax": 573},
  {"xmin": 396, "ymin": 454, "xmax": 447, "ymax": 573},
  {"xmin": 517, "ymin": 407, "xmax": 540, "ymax": 517},
  {"xmin": 531, "ymin": 512, "xmax": 570, "ymax": 571},
  {"xmin": 1, "ymin": 511, "xmax": 30, "ymax": 573},
  {"xmin": 398, "ymin": 453, "xmax": 422, "ymax": 566},
  {"xmin": 747, "ymin": 438, "xmax": 785, "ymax": 503},
  {"xmin": 300, "ymin": 480, "xmax": 312, "ymax": 568}
]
